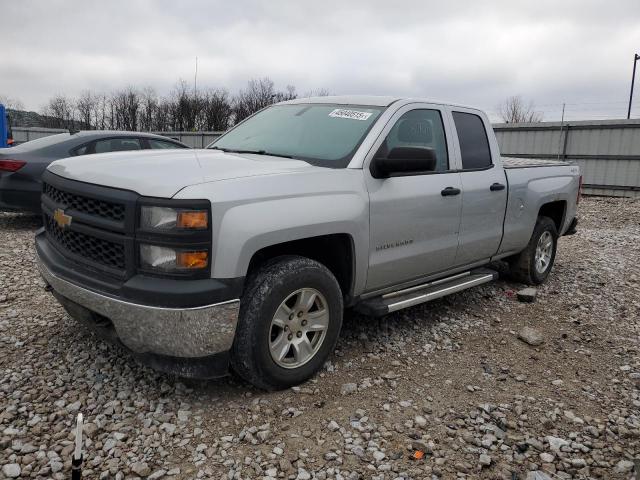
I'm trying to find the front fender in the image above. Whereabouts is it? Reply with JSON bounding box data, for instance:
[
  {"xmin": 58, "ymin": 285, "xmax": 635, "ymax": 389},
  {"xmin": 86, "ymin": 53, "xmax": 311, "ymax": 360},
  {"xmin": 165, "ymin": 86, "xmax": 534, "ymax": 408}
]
[
  {"xmin": 174, "ymin": 170, "xmax": 370, "ymax": 296},
  {"xmin": 216, "ymin": 193, "xmax": 368, "ymax": 278}
]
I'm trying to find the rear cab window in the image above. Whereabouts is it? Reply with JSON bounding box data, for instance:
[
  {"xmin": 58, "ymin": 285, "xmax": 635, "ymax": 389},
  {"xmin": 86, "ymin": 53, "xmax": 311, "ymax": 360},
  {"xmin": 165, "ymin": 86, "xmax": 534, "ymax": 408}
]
[{"xmin": 452, "ymin": 112, "xmax": 492, "ymax": 170}]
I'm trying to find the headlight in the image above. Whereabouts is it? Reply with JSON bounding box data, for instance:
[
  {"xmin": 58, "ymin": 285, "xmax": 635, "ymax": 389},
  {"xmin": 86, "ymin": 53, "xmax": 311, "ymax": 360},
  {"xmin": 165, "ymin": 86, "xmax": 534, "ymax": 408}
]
[
  {"xmin": 139, "ymin": 244, "xmax": 209, "ymax": 272},
  {"xmin": 140, "ymin": 206, "xmax": 208, "ymax": 230}
]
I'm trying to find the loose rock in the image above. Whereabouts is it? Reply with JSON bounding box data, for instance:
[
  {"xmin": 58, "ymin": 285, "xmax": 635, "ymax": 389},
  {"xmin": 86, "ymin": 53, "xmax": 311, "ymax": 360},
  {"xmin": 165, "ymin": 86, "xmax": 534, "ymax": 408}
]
[
  {"xmin": 518, "ymin": 326, "xmax": 544, "ymax": 346},
  {"xmin": 517, "ymin": 287, "xmax": 538, "ymax": 303}
]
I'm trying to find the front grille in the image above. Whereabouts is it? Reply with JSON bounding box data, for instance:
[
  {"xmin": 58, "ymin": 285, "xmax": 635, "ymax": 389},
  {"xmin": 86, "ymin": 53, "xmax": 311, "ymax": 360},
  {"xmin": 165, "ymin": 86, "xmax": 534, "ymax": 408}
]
[
  {"xmin": 43, "ymin": 183, "xmax": 125, "ymax": 222},
  {"xmin": 44, "ymin": 214, "xmax": 125, "ymax": 270}
]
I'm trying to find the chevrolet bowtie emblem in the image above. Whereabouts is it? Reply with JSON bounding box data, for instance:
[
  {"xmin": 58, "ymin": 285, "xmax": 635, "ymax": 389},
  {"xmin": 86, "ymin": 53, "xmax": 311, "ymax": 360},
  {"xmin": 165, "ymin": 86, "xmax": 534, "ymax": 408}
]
[{"xmin": 53, "ymin": 208, "xmax": 72, "ymax": 229}]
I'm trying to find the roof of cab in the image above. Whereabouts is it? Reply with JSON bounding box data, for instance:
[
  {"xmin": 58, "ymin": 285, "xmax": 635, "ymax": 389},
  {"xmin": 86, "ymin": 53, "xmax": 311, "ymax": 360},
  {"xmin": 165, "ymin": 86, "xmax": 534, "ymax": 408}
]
[{"xmin": 279, "ymin": 95, "xmax": 480, "ymax": 111}]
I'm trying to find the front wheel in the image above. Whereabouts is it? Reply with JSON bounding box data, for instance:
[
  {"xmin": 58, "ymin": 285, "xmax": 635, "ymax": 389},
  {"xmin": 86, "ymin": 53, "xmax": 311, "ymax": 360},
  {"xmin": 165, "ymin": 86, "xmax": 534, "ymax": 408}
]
[
  {"xmin": 231, "ymin": 256, "xmax": 343, "ymax": 390},
  {"xmin": 508, "ymin": 216, "xmax": 558, "ymax": 285}
]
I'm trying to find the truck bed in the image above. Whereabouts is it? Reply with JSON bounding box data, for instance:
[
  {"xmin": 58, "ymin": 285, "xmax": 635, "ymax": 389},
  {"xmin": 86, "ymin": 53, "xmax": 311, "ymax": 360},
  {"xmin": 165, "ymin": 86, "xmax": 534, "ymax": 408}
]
[{"xmin": 502, "ymin": 156, "xmax": 572, "ymax": 169}]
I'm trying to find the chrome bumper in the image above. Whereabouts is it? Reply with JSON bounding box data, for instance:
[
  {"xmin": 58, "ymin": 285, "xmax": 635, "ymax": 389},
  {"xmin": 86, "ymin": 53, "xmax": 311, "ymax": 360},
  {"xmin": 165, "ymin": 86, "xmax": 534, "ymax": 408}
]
[{"xmin": 37, "ymin": 255, "xmax": 240, "ymax": 358}]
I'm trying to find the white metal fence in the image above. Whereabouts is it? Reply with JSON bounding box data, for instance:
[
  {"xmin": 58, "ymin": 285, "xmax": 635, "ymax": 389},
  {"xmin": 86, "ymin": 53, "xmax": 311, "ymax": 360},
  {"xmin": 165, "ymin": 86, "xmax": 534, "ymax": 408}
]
[{"xmin": 494, "ymin": 119, "xmax": 640, "ymax": 198}]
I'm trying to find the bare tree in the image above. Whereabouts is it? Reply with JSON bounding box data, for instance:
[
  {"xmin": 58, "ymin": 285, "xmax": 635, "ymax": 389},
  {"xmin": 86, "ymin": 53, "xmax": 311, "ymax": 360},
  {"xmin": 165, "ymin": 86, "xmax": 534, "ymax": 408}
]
[
  {"xmin": 233, "ymin": 77, "xmax": 288, "ymax": 123},
  {"xmin": 92, "ymin": 93, "xmax": 109, "ymax": 130},
  {"xmin": 499, "ymin": 95, "xmax": 543, "ymax": 123},
  {"xmin": 272, "ymin": 84, "xmax": 297, "ymax": 103},
  {"xmin": 139, "ymin": 87, "xmax": 158, "ymax": 131},
  {"xmin": 111, "ymin": 87, "xmax": 141, "ymax": 131},
  {"xmin": 233, "ymin": 77, "xmax": 296, "ymax": 124},
  {"xmin": 76, "ymin": 90, "xmax": 97, "ymax": 129},
  {"xmin": 43, "ymin": 94, "xmax": 77, "ymax": 129},
  {"xmin": 37, "ymin": 76, "xmax": 302, "ymax": 132},
  {"xmin": 0, "ymin": 95, "xmax": 24, "ymax": 110},
  {"xmin": 303, "ymin": 88, "xmax": 331, "ymax": 98},
  {"xmin": 154, "ymin": 99, "xmax": 172, "ymax": 131},
  {"xmin": 201, "ymin": 88, "xmax": 233, "ymax": 131},
  {"xmin": 169, "ymin": 80, "xmax": 201, "ymax": 131}
]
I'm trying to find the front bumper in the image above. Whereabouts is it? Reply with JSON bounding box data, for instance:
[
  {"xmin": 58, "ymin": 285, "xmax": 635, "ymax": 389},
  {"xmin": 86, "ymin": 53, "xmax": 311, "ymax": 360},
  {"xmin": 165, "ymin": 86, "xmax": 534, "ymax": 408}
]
[{"xmin": 36, "ymin": 250, "xmax": 241, "ymax": 377}]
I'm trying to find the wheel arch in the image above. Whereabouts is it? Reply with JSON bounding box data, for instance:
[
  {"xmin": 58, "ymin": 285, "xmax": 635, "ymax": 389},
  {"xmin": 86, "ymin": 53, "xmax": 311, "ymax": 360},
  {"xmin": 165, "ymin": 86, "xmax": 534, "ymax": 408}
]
[
  {"xmin": 246, "ymin": 233, "xmax": 356, "ymax": 302},
  {"xmin": 538, "ymin": 200, "xmax": 566, "ymax": 233}
]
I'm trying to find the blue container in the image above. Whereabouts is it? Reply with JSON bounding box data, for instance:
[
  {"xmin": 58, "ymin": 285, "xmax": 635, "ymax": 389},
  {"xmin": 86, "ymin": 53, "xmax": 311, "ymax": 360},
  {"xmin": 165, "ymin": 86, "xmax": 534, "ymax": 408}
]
[{"xmin": 0, "ymin": 104, "xmax": 8, "ymax": 148}]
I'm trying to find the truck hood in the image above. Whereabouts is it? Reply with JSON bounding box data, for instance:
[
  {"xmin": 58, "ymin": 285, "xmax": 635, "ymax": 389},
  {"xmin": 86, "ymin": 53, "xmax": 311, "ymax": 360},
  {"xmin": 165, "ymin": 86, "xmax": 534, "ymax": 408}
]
[{"xmin": 48, "ymin": 149, "xmax": 320, "ymax": 197}]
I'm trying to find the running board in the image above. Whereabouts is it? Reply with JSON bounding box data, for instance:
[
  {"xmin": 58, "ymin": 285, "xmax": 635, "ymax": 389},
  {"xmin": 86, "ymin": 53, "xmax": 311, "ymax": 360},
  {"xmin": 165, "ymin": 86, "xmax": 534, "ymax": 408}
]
[{"xmin": 355, "ymin": 268, "xmax": 498, "ymax": 316}]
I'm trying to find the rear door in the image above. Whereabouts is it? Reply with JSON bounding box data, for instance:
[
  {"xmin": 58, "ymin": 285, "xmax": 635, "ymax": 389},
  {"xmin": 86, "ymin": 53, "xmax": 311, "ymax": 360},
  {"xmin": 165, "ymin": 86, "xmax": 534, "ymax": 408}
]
[
  {"xmin": 365, "ymin": 103, "xmax": 463, "ymax": 291},
  {"xmin": 451, "ymin": 109, "xmax": 507, "ymax": 266}
]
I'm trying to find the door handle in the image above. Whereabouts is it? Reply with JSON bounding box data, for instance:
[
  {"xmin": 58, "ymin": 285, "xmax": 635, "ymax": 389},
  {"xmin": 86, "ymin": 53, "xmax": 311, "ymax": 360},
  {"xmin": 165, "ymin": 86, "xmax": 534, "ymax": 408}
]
[
  {"xmin": 441, "ymin": 187, "xmax": 461, "ymax": 196},
  {"xmin": 490, "ymin": 183, "xmax": 506, "ymax": 191}
]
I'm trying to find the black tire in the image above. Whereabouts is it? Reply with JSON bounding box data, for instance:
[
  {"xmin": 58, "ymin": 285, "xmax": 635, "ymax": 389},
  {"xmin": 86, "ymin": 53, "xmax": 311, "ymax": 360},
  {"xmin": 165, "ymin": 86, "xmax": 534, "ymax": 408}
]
[
  {"xmin": 231, "ymin": 256, "xmax": 343, "ymax": 390},
  {"xmin": 508, "ymin": 216, "xmax": 558, "ymax": 285}
]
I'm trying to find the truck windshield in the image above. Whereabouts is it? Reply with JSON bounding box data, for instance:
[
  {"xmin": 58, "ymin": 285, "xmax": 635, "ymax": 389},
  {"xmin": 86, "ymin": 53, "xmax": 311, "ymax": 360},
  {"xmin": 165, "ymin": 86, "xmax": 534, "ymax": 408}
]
[{"xmin": 208, "ymin": 104, "xmax": 384, "ymax": 167}]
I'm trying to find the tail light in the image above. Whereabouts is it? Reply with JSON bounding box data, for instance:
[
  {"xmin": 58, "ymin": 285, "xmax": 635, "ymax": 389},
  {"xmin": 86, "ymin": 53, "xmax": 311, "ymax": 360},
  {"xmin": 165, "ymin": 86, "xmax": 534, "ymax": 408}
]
[
  {"xmin": 577, "ymin": 175, "xmax": 583, "ymax": 204},
  {"xmin": 0, "ymin": 160, "xmax": 27, "ymax": 172}
]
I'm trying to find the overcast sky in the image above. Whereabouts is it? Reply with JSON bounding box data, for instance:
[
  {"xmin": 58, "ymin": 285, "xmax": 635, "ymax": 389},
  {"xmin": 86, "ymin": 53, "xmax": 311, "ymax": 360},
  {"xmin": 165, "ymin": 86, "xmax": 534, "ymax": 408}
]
[{"xmin": 3, "ymin": 0, "xmax": 640, "ymax": 121}]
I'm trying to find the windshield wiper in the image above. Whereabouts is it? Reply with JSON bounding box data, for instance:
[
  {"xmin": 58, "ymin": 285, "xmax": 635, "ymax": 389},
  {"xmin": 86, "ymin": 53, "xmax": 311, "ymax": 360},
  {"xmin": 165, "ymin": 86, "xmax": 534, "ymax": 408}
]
[{"xmin": 210, "ymin": 146, "xmax": 293, "ymax": 159}]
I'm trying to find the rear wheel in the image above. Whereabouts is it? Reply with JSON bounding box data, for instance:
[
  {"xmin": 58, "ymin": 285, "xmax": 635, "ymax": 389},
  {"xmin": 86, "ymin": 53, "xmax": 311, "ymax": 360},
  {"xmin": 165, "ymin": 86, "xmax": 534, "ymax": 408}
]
[
  {"xmin": 508, "ymin": 216, "xmax": 558, "ymax": 285},
  {"xmin": 231, "ymin": 256, "xmax": 343, "ymax": 390}
]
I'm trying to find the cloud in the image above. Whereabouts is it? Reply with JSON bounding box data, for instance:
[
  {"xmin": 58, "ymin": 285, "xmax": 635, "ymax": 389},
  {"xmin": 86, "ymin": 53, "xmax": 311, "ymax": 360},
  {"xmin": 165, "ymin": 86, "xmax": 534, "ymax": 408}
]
[{"xmin": 3, "ymin": 0, "xmax": 640, "ymax": 120}]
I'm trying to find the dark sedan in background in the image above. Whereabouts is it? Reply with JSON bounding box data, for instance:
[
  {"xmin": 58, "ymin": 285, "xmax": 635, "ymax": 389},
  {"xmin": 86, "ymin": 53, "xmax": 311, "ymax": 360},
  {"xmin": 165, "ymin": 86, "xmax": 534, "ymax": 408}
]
[{"xmin": 0, "ymin": 131, "xmax": 188, "ymax": 213}]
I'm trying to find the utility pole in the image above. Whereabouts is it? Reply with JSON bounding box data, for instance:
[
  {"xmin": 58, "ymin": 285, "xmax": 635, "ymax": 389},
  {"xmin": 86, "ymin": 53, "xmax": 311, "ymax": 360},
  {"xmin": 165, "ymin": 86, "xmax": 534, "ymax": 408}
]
[
  {"xmin": 557, "ymin": 103, "xmax": 566, "ymax": 161},
  {"xmin": 627, "ymin": 53, "xmax": 640, "ymax": 119}
]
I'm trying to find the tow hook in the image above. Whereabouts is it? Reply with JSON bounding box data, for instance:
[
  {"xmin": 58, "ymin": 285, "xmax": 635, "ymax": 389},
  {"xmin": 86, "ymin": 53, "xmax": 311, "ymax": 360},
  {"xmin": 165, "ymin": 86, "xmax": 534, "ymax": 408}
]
[{"xmin": 44, "ymin": 284, "xmax": 53, "ymax": 292}]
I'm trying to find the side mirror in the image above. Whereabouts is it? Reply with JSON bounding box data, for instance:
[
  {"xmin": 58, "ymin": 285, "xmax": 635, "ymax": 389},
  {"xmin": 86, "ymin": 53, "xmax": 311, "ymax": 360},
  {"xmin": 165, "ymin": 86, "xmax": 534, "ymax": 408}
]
[{"xmin": 370, "ymin": 146, "xmax": 437, "ymax": 178}]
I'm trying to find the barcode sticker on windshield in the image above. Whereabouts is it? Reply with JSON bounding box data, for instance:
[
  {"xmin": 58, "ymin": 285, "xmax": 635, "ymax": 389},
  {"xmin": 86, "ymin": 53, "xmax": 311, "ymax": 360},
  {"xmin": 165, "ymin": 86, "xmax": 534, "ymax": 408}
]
[{"xmin": 329, "ymin": 109, "xmax": 373, "ymax": 121}]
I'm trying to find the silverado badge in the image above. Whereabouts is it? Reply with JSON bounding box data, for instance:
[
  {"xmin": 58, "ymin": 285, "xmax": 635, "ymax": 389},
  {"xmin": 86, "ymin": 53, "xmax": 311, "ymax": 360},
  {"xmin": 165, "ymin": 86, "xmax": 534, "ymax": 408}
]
[{"xmin": 53, "ymin": 208, "xmax": 72, "ymax": 229}]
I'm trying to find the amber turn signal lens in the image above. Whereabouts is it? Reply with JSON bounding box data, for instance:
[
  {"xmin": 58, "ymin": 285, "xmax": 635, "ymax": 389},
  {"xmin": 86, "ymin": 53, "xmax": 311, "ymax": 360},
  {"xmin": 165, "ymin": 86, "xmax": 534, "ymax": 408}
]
[
  {"xmin": 177, "ymin": 251, "xmax": 208, "ymax": 269},
  {"xmin": 177, "ymin": 210, "xmax": 208, "ymax": 229}
]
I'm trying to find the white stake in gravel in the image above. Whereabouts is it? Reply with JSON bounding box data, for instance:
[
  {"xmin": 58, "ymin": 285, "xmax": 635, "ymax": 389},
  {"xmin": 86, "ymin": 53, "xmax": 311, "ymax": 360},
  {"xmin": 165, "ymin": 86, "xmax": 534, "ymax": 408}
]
[{"xmin": 72, "ymin": 413, "xmax": 83, "ymax": 480}]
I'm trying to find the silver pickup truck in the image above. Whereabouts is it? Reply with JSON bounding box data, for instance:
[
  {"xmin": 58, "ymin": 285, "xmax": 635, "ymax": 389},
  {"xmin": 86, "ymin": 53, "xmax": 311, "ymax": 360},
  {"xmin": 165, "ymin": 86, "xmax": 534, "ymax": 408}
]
[{"xmin": 35, "ymin": 96, "xmax": 580, "ymax": 389}]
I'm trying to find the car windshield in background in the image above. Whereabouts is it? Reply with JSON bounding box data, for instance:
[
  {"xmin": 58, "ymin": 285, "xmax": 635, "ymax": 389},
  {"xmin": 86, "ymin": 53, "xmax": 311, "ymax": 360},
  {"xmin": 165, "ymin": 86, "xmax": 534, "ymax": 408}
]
[{"xmin": 209, "ymin": 104, "xmax": 384, "ymax": 167}]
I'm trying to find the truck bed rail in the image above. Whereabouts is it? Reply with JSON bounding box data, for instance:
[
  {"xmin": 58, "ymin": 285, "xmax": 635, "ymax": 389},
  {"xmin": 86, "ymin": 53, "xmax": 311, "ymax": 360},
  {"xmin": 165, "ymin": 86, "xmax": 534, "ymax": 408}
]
[{"xmin": 502, "ymin": 156, "xmax": 572, "ymax": 169}]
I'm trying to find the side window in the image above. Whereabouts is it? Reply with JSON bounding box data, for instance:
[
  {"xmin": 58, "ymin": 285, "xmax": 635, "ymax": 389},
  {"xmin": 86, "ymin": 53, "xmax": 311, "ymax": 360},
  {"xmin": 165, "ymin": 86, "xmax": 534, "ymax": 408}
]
[
  {"xmin": 72, "ymin": 144, "xmax": 90, "ymax": 156},
  {"xmin": 94, "ymin": 138, "xmax": 142, "ymax": 154},
  {"xmin": 452, "ymin": 112, "xmax": 492, "ymax": 170},
  {"xmin": 148, "ymin": 139, "xmax": 184, "ymax": 149},
  {"xmin": 382, "ymin": 109, "xmax": 449, "ymax": 172}
]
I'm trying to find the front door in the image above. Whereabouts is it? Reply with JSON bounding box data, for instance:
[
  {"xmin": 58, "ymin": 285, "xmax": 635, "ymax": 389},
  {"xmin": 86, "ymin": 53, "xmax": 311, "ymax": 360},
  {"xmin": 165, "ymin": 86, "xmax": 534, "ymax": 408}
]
[
  {"xmin": 365, "ymin": 105, "xmax": 463, "ymax": 291},
  {"xmin": 451, "ymin": 110, "xmax": 508, "ymax": 266}
]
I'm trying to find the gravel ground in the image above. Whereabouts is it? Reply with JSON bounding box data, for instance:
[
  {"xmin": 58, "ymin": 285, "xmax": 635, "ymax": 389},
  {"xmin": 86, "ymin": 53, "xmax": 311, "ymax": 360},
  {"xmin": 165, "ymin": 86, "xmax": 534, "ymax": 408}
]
[{"xmin": 1, "ymin": 197, "xmax": 639, "ymax": 480}]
